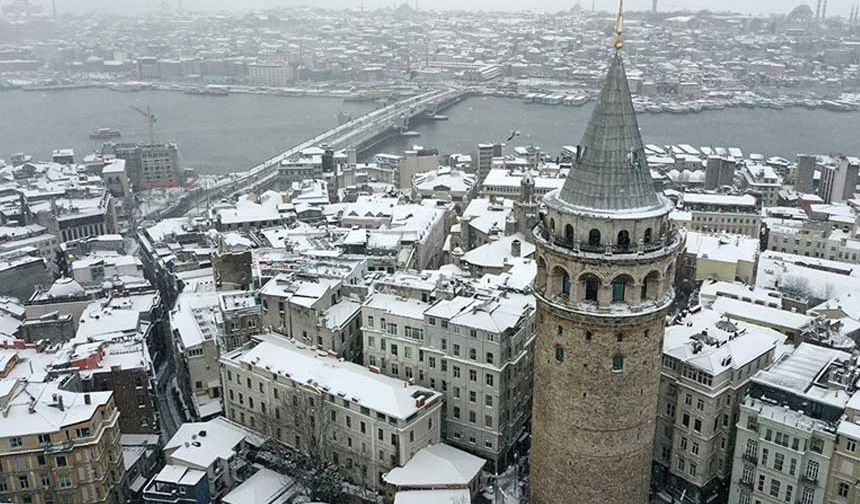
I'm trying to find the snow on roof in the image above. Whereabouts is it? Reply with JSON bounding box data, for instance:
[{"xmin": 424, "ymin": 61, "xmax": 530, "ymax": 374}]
[
  {"xmin": 753, "ymin": 343, "xmax": 852, "ymax": 408},
  {"xmin": 477, "ymin": 258, "xmax": 536, "ymax": 292},
  {"xmin": 461, "ymin": 198, "xmax": 514, "ymax": 236},
  {"xmin": 756, "ymin": 250, "xmax": 860, "ymax": 301},
  {"xmin": 164, "ymin": 417, "xmax": 250, "ymax": 469},
  {"xmin": 664, "ymin": 307, "xmax": 785, "ymax": 375},
  {"xmin": 259, "ymin": 274, "xmax": 340, "ymax": 308},
  {"xmin": 152, "ymin": 464, "xmax": 207, "ymax": 486},
  {"xmin": 394, "ymin": 489, "xmax": 471, "ymax": 504},
  {"xmin": 699, "ymin": 281, "xmax": 782, "ymax": 308},
  {"xmin": 223, "ymin": 467, "xmax": 297, "ymax": 504},
  {"xmin": 225, "ymin": 333, "xmax": 441, "ymax": 420},
  {"xmin": 427, "ymin": 292, "xmax": 534, "ymax": 334},
  {"xmin": 217, "ymin": 196, "xmax": 282, "ymax": 226},
  {"xmin": 170, "ymin": 290, "xmax": 231, "ymax": 349},
  {"xmin": 461, "ymin": 233, "xmax": 535, "ymax": 269},
  {"xmin": 322, "ymin": 299, "xmax": 361, "ymax": 330},
  {"xmin": 384, "ymin": 443, "xmax": 485, "ymax": 487},
  {"xmin": 74, "ymin": 293, "xmax": 157, "ymax": 343},
  {"xmin": 366, "ymin": 293, "xmax": 429, "ymax": 321},
  {"xmin": 682, "ymin": 192, "xmax": 757, "ymax": 207},
  {"xmin": 0, "ymin": 380, "xmax": 112, "ymax": 437},
  {"xmin": 483, "ymin": 168, "xmax": 564, "ymax": 190},
  {"xmin": 712, "ymin": 297, "xmax": 812, "ymax": 331},
  {"xmin": 684, "ymin": 232, "xmax": 758, "ymax": 263},
  {"xmin": 811, "ymin": 291, "xmax": 860, "ymax": 321}
]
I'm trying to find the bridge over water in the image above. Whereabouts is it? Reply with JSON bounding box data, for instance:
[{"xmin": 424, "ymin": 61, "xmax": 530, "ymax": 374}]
[{"xmin": 160, "ymin": 88, "xmax": 468, "ymax": 219}]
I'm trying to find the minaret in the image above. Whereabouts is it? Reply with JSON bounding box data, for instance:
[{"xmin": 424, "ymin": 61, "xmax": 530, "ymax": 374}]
[{"xmin": 529, "ymin": 2, "xmax": 683, "ymax": 504}]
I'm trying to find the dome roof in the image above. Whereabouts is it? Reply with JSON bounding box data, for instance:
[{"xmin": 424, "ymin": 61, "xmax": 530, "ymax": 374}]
[
  {"xmin": 47, "ymin": 277, "xmax": 85, "ymax": 299},
  {"xmin": 787, "ymin": 4, "xmax": 814, "ymax": 22}
]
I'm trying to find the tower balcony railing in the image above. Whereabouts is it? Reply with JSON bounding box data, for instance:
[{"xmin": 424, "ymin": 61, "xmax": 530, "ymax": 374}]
[{"xmin": 536, "ymin": 227, "xmax": 683, "ymax": 260}]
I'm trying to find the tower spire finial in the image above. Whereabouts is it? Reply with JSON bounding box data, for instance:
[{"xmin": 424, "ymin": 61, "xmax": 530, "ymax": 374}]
[{"xmin": 615, "ymin": 0, "xmax": 624, "ymax": 52}]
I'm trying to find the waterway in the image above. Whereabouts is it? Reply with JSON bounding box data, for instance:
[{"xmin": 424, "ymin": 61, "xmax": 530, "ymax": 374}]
[
  {"xmin": 369, "ymin": 96, "xmax": 860, "ymax": 162},
  {"xmin": 2, "ymin": 89, "xmax": 859, "ymax": 174},
  {"xmin": 0, "ymin": 89, "xmax": 376, "ymax": 173}
]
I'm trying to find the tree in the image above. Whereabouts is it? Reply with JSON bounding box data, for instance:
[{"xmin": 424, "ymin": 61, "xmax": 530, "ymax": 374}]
[{"xmin": 780, "ymin": 275, "xmax": 814, "ymax": 301}]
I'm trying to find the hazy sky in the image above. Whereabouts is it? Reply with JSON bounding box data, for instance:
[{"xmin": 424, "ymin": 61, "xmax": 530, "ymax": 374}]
[{"xmin": 36, "ymin": 0, "xmax": 857, "ymax": 17}]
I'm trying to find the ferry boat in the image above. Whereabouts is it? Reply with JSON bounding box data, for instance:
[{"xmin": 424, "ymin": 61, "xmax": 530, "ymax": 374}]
[
  {"xmin": 185, "ymin": 87, "xmax": 229, "ymax": 97},
  {"xmin": 90, "ymin": 128, "xmax": 122, "ymax": 140},
  {"xmin": 432, "ymin": 114, "xmax": 449, "ymax": 120},
  {"xmin": 401, "ymin": 130, "xmax": 421, "ymax": 137}
]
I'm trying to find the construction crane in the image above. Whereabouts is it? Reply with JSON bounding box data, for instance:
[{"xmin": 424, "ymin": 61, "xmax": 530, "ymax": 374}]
[{"xmin": 129, "ymin": 105, "xmax": 157, "ymax": 145}]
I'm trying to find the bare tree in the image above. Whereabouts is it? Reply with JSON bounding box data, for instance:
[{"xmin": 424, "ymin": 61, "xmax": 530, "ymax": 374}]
[
  {"xmin": 780, "ymin": 275, "xmax": 814, "ymax": 301},
  {"xmin": 254, "ymin": 389, "xmax": 347, "ymax": 504}
]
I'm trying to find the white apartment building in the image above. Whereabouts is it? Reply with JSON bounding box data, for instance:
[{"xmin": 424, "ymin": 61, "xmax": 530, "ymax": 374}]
[
  {"xmin": 362, "ymin": 283, "xmax": 535, "ymax": 471},
  {"xmin": 220, "ymin": 333, "xmax": 443, "ymax": 491},
  {"xmin": 728, "ymin": 344, "xmax": 854, "ymax": 504},
  {"xmin": 681, "ymin": 193, "xmax": 762, "ymax": 238},
  {"xmin": 740, "ymin": 163, "xmax": 783, "ymax": 208},
  {"xmin": 654, "ymin": 307, "xmax": 786, "ymax": 504},
  {"xmin": 767, "ymin": 220, "xmax": 860, "ymax": 264}
]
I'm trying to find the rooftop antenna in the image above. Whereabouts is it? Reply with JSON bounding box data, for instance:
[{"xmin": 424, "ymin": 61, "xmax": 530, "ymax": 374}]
[{"xmin": 614, "ymin": 0, "xmax": 624, "ymax": 53}]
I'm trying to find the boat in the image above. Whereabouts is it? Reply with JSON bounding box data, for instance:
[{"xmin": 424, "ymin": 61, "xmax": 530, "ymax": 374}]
[
  {"xmin": 90, "ymin": 128, "xmax": 122, "ymax": 139},
  {"xmin": 432, "ymin": 115, "xmax": 449, "ymax": 120},
  {"xmin": 185, "ymin": 87, "xmax": 229, "ymax": 97},
  {"xmin": 401, "ymin": 130, "xmax": 421, "ymax": 137}
]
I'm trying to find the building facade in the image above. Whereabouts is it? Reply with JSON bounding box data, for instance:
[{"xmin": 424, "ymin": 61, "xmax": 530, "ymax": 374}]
[
  {"xmin": 220, "ymin": 333, "xmax": 443, "ymax": 491},
  {"xmin": 530, "ymin": 47, "xmax": 683, "ymax": 504}
]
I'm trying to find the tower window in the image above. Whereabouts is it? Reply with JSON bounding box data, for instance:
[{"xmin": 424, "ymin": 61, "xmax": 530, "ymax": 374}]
[
  {"xmin": 557, "ymin": 326, "xmax": 563, "ymax": 336},
  {"xmin": 617, "ymin": 230, "xmax": 630, "ymax": 250},
  {"xmin": 561, "ymin": 272, "xmax": 571, "ymax": 297},
  {"xmin": 585, "ymin": 331, "xmax": 592, "ymax": 342},
  {"xmin": 612, "ymin": 279, "xmax": 626, "ymax": 303},
  {"xmin": 584, "ymin": 276, "xmax": 599, "ymax": 302},
  {"xmin": 555, "ymin": 346, "xmax": 564, "ymax": 364},
  {"xmin": 588, "ymin": 229, "xmax": 601, "ymax": 247},
  {"xmin": 612, "ymin": 355, "xmax": 624, "ymax": 372},
  {"xmin": 616, "ymin": 333, "xmax": 624, "ymax": 342},
  {"xmin": 549, "ymin": 218, "xmax": 555, "ymax": 231},
  {"xmin": 564, "ymin": 224, "xmax": 574, "ymax": 244},
  {"xmin": 644, "ymin": 227, "xmax": 653, "ymax": 244}
]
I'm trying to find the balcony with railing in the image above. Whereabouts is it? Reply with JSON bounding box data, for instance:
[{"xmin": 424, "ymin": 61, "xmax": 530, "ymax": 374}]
[
  {"xmin": 742, "ymin": 452, "xmax": 758, "ymax": 465},
  {"xmin": 535, "ymin": 225, "xmax": 683, "ymax": 263}
]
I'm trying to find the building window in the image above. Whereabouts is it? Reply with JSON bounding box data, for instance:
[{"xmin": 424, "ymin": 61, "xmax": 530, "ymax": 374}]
[
  {"xmin": 612, "ymin": 355, "xmax": 624, "ymax": 372},
  {"xmin": 611, "ymin": 279, "xmax": 626, "ymax": 303},
  {"xmin": 585, "ymin": 277, "xmax": 599, "ymax": 302},
  {"xmin": 588, "ymin": 229, "xmax": 601, "ymax": 247},
  {"xmin": 770, "ymin": 479, "xmax": 780, "ymax": 498},
  {"xmin": 555, "ymin": 346, "xmax": 564, "ymax": 364},
  {"xmin": 838, "ymin": 482, "xmax": 850, "ymax": 498},
  {"xmin": 9, "ymin": 437, "xmax": 22, "ymax": 448},
  {"xmin": 617, "ymin": 230, "xmax": 630, "ymax": 249},
  {"xmin": 801, "ymin": 487, "xmax": 815, "ymax": 504}
]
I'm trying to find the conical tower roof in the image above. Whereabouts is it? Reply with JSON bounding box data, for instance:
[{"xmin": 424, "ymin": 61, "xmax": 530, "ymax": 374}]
[{"xmin": 557, "ymin": 53, "xmax": 661, "ymax": 214}]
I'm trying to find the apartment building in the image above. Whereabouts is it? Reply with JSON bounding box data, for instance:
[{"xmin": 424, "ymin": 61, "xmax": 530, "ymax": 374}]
[
  {"xmin": 767, "ymin": 220, "xmax": 860, "ymax": 264},
  {"xmin": 104, "ymin": 143, "xmax": 181, "ymax": 190},
  {"xmin": 728, "ymin": 344, "xmax": 854, "ymax": 504},
  {"xmin": 258, "ymin": 272, "xmax": 363, "ymax": 360},
  {"xmin": 654, "ymin": 307, "xmax": 786, "ymax": 504},
  {"xmin": 220, "ymin": 333, "xmax": 443, "ymax": 491},
  {"xmin": 0, "ymin": 380, "xmax": 124, "ymax": 504},
  {"xmin": 681, "ymin": 193, "xmax": 762, "ymax": 238},
  {"xmin": 362, "ymin": 280, "xmax": 535, "ymax": 471},
  {"xmin": 739, "ymin": 163, "xmax": 783, "ymax": 207}
]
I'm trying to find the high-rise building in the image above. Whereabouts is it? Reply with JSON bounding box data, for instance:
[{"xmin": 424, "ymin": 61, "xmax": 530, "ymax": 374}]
[
  {"xmin": 476, "ymin": 143, "xmax": 502, "ymax": 183},
  {"xmin": 529, "ymin": 31, "xmax": 683, "ymax": 504},
  {"xmin": 103, "ymin": 143, "xmax": 181, "ymax": 190},
  {"xmin": 794, "ymin": 154, "xmax": 816, "ymax": 194},
  {"xmin": 704, "ymin": 156, "xmax": 737, "ymax": 190},
  {"xmin": 818, "ymin": 157, "xmax": 859, "ymax": 204}
]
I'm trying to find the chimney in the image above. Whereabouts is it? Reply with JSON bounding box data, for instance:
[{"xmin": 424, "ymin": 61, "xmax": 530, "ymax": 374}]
[
  {"xmin": 511, "ymin": 239, "xmax": 522, "ymax": 258},
  {"xmin": 58, "ymin": 395, "xmax": 64, "ymax": 412},
  {"xmin": 84, "ymin": 393, "xmax": 91, "ymax": 405}
]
